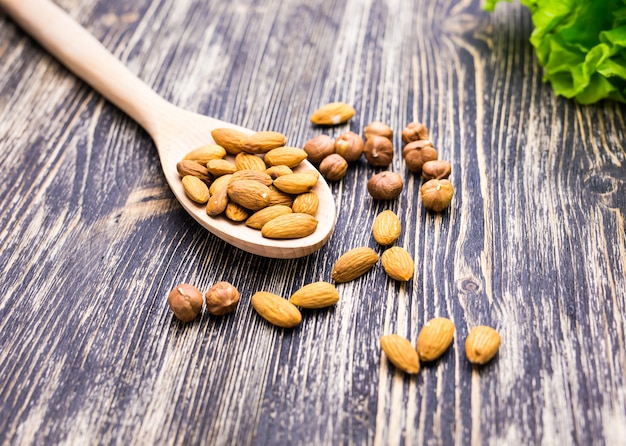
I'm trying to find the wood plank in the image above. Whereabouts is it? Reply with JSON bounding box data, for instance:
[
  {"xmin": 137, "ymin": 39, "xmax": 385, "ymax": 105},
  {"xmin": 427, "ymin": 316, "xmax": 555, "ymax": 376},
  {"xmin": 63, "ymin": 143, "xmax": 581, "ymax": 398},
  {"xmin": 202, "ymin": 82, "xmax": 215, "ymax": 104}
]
[{"xmin": 0, "ymin": 0, "xmax": 625, "ymax": 444}]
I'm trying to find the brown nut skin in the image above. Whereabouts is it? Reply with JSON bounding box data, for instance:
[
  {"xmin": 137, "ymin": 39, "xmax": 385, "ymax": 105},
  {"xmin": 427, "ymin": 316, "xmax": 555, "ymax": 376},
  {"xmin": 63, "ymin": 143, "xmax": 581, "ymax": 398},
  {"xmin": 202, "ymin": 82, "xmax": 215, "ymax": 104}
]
[
  {"xmin": 364, "ymin": 135, "xmax": 394, "ymax": 167},
  {"xmin": 403, "ymin": 140, "xmax": 438, "ymax": 172},
  {"xmin": 319, "ymin": 154, "xmax": 348, "ymax": 182},
  {"xmin": 303, "ymin": 135, "xmax": 335, "ymax": 164},
  {"xmin": 422, "ymin": 160, "xmax": 452, "ymax": 180},
  {"xmin": 364, "ymin": 121, "xmax": 393, "ymax": 141},
  {"xmin": 334, "ymin": 131, "xmax": 364, "ymax": 162},
  {"xmin": 167, "ymin": 284, "xmax": 204, "ymax": 322},
  {"xmin": 367, "ymin": 171, "xmax": 404, "ymax": 200},
  {"xmin": 421, "ymin": 179, "xmax": 454, "ymax": 212},
  {"xmin": 205, "ymin": 282, "xmax": 240, "ymax": 316},
  {"xmin": 401, "ymin": 121, "xmax": 429, "ymax": 144}
]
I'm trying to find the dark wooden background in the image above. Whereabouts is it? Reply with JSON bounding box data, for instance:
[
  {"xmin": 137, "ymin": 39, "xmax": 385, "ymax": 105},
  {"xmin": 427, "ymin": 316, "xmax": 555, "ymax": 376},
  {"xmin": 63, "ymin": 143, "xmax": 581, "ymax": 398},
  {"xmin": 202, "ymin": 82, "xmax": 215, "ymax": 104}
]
[{"xmin": 1, "ymin": 0, "xmax": 625, "ymax": 444}]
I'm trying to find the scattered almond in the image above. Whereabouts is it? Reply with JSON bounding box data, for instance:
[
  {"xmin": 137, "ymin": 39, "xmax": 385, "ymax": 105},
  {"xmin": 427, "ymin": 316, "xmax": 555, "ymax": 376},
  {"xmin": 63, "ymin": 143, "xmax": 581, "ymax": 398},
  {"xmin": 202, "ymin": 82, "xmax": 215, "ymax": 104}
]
[
  {"xmin": 380, "ymin": 334, "xmax": 420, "ymax": 374},
  {"xmin": 289, "ymin": 281, "xmax": 339, "ymax": 309},
  {"xmin": 331, "ymin": 247, "xmax": 379, "ymax": 283},
  {"xmin": 372, "ymin": 210, "xmax": 401, "ymax": 246},
  {"xmin": 416, "ymin": 317, "xmax": 455, "ymax": 362},
  {"xmin": 251, "ymin": 291, "xmax": 302, "ymax": 328},
  {"xmin": 310, "ymin": 102, "xmax": 355, "ymax": 126},
  {"xmin": 381, "ymin": 247, "xmax": 414, "ymax": 281},
  {"xmin": 465, "ymin": 326, "xmax": 501, "ymax": 365}
]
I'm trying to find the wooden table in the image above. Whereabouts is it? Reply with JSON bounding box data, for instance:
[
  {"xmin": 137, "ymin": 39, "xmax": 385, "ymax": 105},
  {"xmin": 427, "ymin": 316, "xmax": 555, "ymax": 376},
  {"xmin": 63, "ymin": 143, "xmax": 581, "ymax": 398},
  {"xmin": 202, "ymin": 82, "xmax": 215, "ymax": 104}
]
[{"xmin": 1, "ymin": 0, "xmax": 625, "ymax": 444}]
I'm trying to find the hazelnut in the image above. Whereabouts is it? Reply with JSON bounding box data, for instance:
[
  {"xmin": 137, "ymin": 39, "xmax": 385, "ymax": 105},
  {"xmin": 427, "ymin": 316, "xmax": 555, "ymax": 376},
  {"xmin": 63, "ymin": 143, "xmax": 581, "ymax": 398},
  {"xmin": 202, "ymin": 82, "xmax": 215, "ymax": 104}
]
[
  {"xmin": 303, "ymin": 135, "xmax": 335, "ymax": 164},
  {"xmin": 167, "ymin": 284, "xmax": 204, "ymax": 322},
  {"xmin": 422, "ymin": 160, "xmax": 451, "ymax": 180},
  {"xmin": 367, "ymin": 171, "xmax": 403, "ymax": 200},
  {"xmin": 421, "ymin": 179, "xmax": 454, "ymax": 212},
  {"xmin": 205, "ymin": 281, "xmax": 241, "ymax": 316},
  {"xmin": 364, "ymin": 135, "xmax": 394, "ymax": 167},
  {"xmin": 401, "ymin": 122, "xmax": 429, "ymax": 144},
  {"xmin": 334, "ymin": 132, "xmax": 364, "ymax": 162},
  {"xmin": 319, "ymin": 154, "xmax": 348, "ymax": 181},
  {"xmin": 403, "ymin": 140, "xmax": 438, "ymax": 172},
  {"xmin": 364, "ymin": 121, "xmax": 393, "ymax": 141}
]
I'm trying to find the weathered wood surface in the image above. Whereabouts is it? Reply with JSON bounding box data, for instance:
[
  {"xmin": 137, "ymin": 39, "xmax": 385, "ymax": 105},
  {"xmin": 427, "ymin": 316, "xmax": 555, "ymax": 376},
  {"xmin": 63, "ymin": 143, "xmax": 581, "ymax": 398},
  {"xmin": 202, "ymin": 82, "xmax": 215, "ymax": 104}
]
[{"xmin": 0, "ymin": 0, "xmax": 624, "ymax": 444}]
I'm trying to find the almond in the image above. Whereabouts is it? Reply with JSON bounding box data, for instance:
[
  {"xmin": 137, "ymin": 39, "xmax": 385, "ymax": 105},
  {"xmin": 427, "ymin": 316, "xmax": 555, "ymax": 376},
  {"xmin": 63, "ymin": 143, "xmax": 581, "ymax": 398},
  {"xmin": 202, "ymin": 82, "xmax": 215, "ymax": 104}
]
[
  {"xmin": 289, "ymin": 281, "xmax": 339, "ymax": 309},
  {"xmin": 183, "ymin": 144, "xmax": 226, "ymax": 164},
  {"xmin": 251, "ymin": 291, "xmax": 302, "ymax": 328},
  {"xmin": 273, "ymin": 173, "xmax": 318, "ymax": 194},
  {"xmin": 235, "ymin": 152, "xmax": 267, "ymax": 171},
  {"xmin": 206, "ymin": 158, "xmax": 237, "ymax": 176},
  {"xmin": 416, "ymin": 317, "xmax": 455, "ymax": 362},
  {"xmin": 261, "ymin": 213, "xmax": 318, "ymax": 239},
  {"xmin": 181, "ymin": 175, "xmax": 210, "ymax": 204},
  {"xmin": 211, "ymin": 128, "xmax": 249, "ymax": 155},
  {"xmin": 311, "ymin": 102, "xmax": 356, "ymax": 126},
  {"xmin": 372, "ymin": 210, "xmax": 401, "ymax": 246},
  {"xmin": 264, "ymin": 147, "xmax": 308, "ymax": 168},
  {"xmin": 206, "ymin": 187, "xmax": 229, "ymax": 216},
  {"xmin": 268, "ymin": 185, "xmax": 294, "ymax": 207},
  {"xmin": 380, "ymin": 247, "xmax": 414, "ymax": 281},
  {"xmin": 265, "ymin": 165, "xmax": 293, "ymax": 179},
  {"xmin": 176, "ymin": 160, "xmax": 212, "ymax": 183},
  {"xmin": 331, "ymin": 247, "xmax": 379, "ymax": 283},
  {"xmin": 245, "ymin": 205, "xmax": 293, "ymax": 229},
  {"xmin": 231, "ymin": 169, "xmax": 273, "ymax": 186},
  {"xmin": 291, "ymin": 191, "xmax": 319, "ymax": 215},
  {"xmin": 465, "ymin": 326, "xmax": 501, "ymax": 365},
  {"xmin": 224, "ymin": 202, "xmax": 250, "ymax": 221},
  {"xmin": 227, "ymin": 180, "xmax": 270, "ymax": 211},
  {"xmin": 380, "ymin": 334, "xmax": 420, "ymax": 374},
  {"xmin": 242, "ymin": 131, "xmax": 287, "ymax": 154},
  {"xmin": 209, "ymin": 174, "xmax": 233, "ymax": 195}
]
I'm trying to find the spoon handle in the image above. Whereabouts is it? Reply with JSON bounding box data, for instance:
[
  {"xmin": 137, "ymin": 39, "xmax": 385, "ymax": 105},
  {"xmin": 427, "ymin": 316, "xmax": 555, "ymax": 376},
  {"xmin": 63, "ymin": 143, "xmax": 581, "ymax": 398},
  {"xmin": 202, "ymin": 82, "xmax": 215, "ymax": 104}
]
[{"xmin": 0, "ymin": 0, "xmax": 169, "ymax": 135}]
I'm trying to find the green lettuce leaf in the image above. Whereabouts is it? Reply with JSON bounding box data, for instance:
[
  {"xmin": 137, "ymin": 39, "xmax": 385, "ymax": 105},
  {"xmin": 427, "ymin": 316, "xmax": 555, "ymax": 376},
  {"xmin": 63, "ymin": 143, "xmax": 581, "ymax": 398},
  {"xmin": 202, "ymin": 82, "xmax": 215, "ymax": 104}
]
[{"xmin": 485, "ymin": 0, "xmax": 626, "ymax": 104}]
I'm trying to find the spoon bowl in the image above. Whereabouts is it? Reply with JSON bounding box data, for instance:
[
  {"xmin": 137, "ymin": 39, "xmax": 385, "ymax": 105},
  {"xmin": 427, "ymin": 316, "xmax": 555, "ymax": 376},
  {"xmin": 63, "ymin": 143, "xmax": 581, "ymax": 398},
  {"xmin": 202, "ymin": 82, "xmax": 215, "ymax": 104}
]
[{"xmin": 1, "ymin": 0, "xmax": 336, "ymax": 258}]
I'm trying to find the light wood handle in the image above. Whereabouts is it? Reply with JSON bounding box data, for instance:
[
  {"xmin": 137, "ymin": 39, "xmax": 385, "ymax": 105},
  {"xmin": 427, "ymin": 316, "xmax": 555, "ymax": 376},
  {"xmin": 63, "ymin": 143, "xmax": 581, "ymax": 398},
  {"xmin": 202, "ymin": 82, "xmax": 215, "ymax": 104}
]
[{"xmin": 0, "ymin": 0, "xmax": 169, "ymax": 134}]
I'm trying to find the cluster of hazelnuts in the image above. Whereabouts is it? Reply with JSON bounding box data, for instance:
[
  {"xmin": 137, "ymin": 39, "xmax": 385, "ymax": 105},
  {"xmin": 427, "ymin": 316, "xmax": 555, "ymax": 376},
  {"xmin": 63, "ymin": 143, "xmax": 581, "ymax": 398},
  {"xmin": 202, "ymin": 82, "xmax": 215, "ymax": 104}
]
[
  {"xmin": 401, "ymin": 122, "xmax": 454, "ymax": 212},
  {"xmin": 302, "ymin": 121, "xmax": 453, "ymax": 211}
]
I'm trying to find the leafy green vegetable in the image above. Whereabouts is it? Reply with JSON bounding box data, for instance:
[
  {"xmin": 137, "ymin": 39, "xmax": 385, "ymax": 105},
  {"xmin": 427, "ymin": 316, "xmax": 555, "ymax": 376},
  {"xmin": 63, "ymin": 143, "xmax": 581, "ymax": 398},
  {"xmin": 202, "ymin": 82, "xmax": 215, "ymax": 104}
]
[{"xmin": 485, "ymin": 0, "xmax": 626, "ymax": 104}]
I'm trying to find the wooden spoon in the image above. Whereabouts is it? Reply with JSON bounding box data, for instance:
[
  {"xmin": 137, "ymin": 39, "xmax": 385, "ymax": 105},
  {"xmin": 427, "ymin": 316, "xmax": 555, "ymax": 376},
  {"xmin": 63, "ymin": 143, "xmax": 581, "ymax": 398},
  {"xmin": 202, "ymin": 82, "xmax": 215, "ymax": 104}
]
[{"xmin": 0, "ymin": 0, "xmax": 337, "ymax": 259}]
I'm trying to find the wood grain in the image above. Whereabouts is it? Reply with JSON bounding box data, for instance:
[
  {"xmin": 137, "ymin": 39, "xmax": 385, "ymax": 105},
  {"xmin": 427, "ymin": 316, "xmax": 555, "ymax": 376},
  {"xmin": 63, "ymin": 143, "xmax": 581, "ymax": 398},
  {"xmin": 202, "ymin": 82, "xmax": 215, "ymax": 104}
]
[{"xmin": 1, "ymin": 0, "xmax": 625, "ymax": 444}]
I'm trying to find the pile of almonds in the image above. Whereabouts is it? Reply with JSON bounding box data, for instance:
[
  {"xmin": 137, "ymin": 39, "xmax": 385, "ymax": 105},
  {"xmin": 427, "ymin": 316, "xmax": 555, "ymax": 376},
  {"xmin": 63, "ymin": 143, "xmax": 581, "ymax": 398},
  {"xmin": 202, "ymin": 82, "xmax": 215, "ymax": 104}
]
[{"xmin": 177, "ymin": 129, "xmax": 321, "ymax": 240}]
